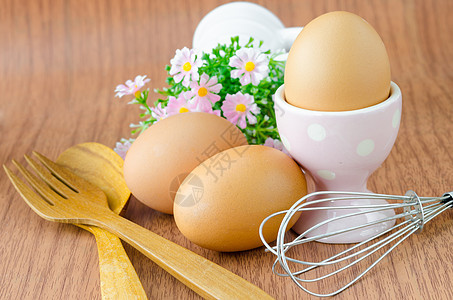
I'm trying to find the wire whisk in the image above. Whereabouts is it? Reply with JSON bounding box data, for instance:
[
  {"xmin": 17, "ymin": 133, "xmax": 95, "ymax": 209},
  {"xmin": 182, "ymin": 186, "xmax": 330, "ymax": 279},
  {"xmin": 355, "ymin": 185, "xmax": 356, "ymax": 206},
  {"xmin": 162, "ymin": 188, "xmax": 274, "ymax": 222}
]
[{"xmin": 259, "ymin": 190, "xmax": 453, "ymax": 297}]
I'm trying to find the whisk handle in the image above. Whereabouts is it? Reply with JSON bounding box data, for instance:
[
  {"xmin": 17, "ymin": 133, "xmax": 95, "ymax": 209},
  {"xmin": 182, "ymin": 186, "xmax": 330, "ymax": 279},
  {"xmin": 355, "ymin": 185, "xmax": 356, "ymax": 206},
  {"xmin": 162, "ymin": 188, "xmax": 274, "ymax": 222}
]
[{"xmin": 442, "ymin": 192, "xmax": 453, "ymax": 207}]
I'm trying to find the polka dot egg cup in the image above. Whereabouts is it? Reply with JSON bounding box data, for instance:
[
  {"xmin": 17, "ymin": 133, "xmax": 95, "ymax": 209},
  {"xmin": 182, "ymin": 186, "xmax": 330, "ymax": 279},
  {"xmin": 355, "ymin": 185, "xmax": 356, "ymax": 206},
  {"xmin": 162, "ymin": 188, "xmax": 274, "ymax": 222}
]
[{"xmin": 274, "ymin": 82, "xmax": 402, "ymax": 243}]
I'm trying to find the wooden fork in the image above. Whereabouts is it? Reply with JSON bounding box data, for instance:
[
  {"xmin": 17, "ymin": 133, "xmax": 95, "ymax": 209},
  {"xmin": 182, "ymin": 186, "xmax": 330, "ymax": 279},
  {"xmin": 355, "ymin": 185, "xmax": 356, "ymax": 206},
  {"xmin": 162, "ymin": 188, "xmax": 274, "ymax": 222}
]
[{"xmin": 4, "ymin": 152, "xmax": 273, "ymax": 300}]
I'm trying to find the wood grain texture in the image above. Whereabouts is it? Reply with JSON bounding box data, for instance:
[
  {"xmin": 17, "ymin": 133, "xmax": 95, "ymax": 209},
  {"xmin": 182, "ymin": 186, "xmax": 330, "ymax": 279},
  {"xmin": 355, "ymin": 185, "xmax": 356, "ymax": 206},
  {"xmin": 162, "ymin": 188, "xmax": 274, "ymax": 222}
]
[
  {"xmin": 56, "ymin": 143, "xmax": 147, "ymax": 299},
  {"xmin": 5, "ymin": 153, "xmax": 272, "ymax": 299},
  {"xmin": 1, "ymin": 0, "xmax": 452, "ymax": 299}
]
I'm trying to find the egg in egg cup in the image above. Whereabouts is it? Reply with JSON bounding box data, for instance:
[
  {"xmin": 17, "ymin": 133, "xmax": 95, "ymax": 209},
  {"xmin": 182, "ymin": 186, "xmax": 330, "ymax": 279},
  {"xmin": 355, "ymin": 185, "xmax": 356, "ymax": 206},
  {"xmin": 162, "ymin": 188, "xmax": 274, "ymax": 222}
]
[{"xmin": 274, "ymin": 82, "xmax": 402, "ymax": 243}]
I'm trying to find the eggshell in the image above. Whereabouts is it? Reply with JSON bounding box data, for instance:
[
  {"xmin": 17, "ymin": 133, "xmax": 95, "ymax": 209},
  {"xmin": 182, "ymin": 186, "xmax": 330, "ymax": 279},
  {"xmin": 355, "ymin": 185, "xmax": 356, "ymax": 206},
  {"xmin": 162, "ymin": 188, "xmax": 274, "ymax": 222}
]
[
  {"xmin": 285, "ymin": 11, "xmax": 391, "ymax": 111},
  {"xmin": 173, "ymin": 145, "xmax": 307, "ymax": 252},
  {"xmin": 123, "ymin": 112, "xmax": 248, "ymax": 214}
]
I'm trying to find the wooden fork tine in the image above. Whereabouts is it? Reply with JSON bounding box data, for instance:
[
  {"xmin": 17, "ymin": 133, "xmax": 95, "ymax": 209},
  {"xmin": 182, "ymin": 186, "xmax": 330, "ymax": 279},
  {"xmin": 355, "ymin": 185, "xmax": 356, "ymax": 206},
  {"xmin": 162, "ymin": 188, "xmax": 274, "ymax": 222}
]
[
  {"xmin": 33, "ymin": 151, "xmax": 109, "ymax": 207},
  {"xmin": 32, "ymin": 151, "xmax": 79, "ymax": 192},
  {"xmin": 11, "ymin": 160, "xmax": 62, "ymax": 206},
  {"xmin": 3, "ymin": 165, "xmax": 57, "ymax": 220},
  {"xmin": 24, "ymin": 154, "xmax": 73, "ymax": 199}
]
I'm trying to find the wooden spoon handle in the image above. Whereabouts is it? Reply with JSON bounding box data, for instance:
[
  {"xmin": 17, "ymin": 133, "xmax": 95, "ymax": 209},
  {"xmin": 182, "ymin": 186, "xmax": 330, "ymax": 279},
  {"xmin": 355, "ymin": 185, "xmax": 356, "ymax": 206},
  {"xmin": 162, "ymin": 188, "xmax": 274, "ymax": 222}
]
[
  {"xmin": 94, "ymin": 213, "xmax": 274, "ymax": 300},
  {"xmin": 79, "ymin": 224, "xmax": 148, "ymax": 299}
]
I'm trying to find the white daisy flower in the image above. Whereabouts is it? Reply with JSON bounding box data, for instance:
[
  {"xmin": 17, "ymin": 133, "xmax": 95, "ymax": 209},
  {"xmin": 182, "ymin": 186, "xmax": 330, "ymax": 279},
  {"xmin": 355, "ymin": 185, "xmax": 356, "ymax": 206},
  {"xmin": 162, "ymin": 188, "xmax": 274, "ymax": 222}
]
[
  {"xmin": 229, "ymin": 48, "xmax": 269, "ymax": 86},
  {"xmin": 169, "ymin": 47, "xmax": 202, "ymax": 87},
  {"xmin": 189, "ymin": 73, "xmax": 222, "ymax": 111}
]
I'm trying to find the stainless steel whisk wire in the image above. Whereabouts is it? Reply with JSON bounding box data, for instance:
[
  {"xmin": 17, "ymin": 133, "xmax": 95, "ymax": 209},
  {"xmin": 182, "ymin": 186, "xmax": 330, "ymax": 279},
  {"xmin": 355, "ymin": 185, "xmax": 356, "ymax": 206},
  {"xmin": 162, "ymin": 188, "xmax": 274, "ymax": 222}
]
[{"xmin": 259, "ymin": 191, "xmax": 453, "ymax": 297}]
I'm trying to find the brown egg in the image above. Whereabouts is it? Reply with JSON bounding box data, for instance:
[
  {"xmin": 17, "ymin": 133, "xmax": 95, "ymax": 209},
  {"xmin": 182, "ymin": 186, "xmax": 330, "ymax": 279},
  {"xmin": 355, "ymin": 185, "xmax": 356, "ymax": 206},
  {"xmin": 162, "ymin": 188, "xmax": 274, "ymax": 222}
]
[
  {"xmin": 174, "ymin": 145, "xmax": 307, "ymax": 252},
  {"xmin": 285, "ymin": 11, "xmax": 391, "ymax": 111},
  {"xmin": 123, "ymin": 112, "xmax": 248, "ymax": 214}
]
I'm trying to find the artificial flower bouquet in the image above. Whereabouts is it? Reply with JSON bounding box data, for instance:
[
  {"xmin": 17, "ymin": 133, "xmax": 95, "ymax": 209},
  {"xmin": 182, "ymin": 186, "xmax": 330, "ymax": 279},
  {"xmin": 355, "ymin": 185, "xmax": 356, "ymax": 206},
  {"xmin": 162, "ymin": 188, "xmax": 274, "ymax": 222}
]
[{"xmin": 114, "ymin": 37, "xmax": 288, "ymax": 158}]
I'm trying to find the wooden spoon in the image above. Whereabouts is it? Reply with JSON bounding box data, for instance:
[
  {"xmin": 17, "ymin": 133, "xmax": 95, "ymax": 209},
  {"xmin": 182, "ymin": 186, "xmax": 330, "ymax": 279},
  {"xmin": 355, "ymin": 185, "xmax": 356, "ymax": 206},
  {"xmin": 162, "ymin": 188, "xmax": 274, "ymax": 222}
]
[{"xmin": 56, "ymin": 142, "xmax": 147, "ymax": 299}]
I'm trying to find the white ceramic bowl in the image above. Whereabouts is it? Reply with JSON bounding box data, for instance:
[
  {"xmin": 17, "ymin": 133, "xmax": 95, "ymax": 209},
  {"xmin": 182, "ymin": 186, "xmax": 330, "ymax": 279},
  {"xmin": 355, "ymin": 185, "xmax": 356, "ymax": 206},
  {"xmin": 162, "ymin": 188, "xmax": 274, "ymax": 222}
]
[{"xmin": 192, "ymin": 2, "xmax": 302, "ymax": 52}]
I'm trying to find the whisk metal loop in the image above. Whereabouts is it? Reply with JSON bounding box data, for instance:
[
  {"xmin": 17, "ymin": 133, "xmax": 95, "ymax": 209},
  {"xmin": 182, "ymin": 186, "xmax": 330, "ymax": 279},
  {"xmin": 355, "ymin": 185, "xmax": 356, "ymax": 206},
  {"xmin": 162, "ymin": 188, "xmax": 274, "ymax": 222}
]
[
  {"xmin": 260, "ymin": 190, "xmax": 453, "ymax": 297},
  {"xmin": 404, "ymin": 190, "xmax": 424, "ymax": 232}
]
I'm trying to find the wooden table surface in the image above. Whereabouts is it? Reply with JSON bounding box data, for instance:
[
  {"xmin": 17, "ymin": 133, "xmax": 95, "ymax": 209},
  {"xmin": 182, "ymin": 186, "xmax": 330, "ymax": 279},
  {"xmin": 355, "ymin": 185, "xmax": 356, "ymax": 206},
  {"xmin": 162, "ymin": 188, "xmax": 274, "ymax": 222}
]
[{"xmin": 1, "ymin": 0, "xmax": 452, "ymax": 299}]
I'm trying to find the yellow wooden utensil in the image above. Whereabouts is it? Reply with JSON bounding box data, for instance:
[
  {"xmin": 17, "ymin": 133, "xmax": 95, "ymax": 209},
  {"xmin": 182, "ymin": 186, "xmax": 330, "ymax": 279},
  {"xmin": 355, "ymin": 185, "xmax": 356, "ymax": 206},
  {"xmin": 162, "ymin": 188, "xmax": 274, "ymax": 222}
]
[
  {"xmin": 56, "ymin": 142, "xmax": 147, "ymax": 299},
  {"xmin": 4, "ymin": 152, "xmax": 274, "ymax": 300}
]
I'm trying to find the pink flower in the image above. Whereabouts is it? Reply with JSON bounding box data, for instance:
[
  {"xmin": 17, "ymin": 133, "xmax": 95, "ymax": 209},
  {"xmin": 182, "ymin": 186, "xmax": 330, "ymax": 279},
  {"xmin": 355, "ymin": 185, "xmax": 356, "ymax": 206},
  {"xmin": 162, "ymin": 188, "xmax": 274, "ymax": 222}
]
[
  {"xmin": 150, "ymin": 102, "xmax": 168, "ymax": 122},
  {"xmin": 210, "ymin": 110, "xmax": 221, "ymax": 117},
  {"xmin": 169, "ymin": 47, "xmax": 202, "ymax": 87},
  {"xmin": 166, "ymin": 92, "xmax": 198, "ymax": 116},
  {"xmin": 115, "ymin": 75, "xmax": 150, "ymax": 98},
  {"xmin": 114, "ymin": 139, "xmax": 134, "ymax": 160},
  {"xmin": 229, "ymin": 48, "xmax": 269, "ymax": 86},
  {"xmin": 264, "ymin": 137, "xmax": 291, "ymax": 156},
  {"xmin": 221, "ymin": 92, "xmax": 260, "ymax": 129},
  {"xmin": 200, "ymin": 106, "xmax": 222, "ymax": 117},
  {"xmin": 165, "ymin": 91, "xmax": 222, "ymax": 118},
  {"xmin": 189, "ymin": 73, "xmax": 222, "ymax": 111}
]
